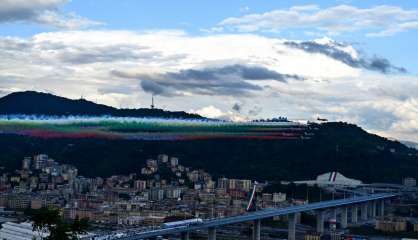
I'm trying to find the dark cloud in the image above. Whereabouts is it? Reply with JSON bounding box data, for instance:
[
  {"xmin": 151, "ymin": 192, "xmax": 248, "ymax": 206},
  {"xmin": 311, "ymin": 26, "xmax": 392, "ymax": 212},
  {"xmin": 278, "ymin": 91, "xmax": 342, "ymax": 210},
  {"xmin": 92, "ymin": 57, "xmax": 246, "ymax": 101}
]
[
  {"xmin": 371, "ymin": 85, "xmax": 418, "ymax": 101},
  {"xmin": 140, "ymin": 80, "xmax": 173, "ymax": 96},
  {"xmin": 0, "ymin": 0, "xmax": 99, "ymax": 29},
  {"xmin": 232, "ymin": 102, "xmax": 242, "ymax": 112},
  {"xmin": 248, "ymin": 105, "xmax": 263, "ymax": 116},
  {"xmin": 0, "ymin": 37, "xmax": 32, "ymax": 51},
  {"xmin": 113, "ymin": 64, "xmax": 303, "ymax": 97},
  {"xmin": 55, "ymin": 45, "xmax": 162, "ymax": 64},
  {"xmin": 97, "ymin": 86, "xmax": 138, "ymax": 95},
  {"xmin": 367, "ymin": 57, "xmax": 406, "ymax": 74},
  {"xmin": 0, "ymin": 2, "xmax": 47, "ymax": 23},
  {"xmin": 284, "ymin": 41, "xmax": 406, "ymax": 74}
]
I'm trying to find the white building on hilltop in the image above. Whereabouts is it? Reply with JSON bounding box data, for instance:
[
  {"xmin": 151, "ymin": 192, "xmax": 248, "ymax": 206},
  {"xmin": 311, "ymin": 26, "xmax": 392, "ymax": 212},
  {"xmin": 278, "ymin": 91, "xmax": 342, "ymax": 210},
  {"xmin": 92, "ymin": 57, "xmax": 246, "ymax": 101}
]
[{"xmin": 292, "ymin": 172, "xmax": 363, "ymax": 187}]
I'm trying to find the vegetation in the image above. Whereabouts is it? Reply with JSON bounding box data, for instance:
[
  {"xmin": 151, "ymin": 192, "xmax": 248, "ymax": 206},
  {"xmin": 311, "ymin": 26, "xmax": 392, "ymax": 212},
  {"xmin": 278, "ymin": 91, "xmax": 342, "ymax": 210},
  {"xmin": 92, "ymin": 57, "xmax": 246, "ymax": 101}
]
[
  {"xmin": 0, "ymin": 122, "xmax": 415, "ymax": 184},
  {"xmin": 27, "ymin": 208, "xmax": 89, "ymax": 240}
]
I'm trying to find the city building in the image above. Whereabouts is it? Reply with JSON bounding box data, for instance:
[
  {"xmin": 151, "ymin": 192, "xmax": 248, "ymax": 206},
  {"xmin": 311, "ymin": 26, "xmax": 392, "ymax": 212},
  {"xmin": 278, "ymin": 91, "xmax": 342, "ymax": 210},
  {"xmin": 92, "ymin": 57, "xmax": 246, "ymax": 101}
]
[
  {"xmin": 375, "ymin": 217, "xmax": 407, "ymax": 232},
  {"xmin": 403, "ymin": 177, "xmax": 417, "ymax": 187},
  {"xmin": 0, "ymin": 221, "xmax": 48, "ymax": 240}
]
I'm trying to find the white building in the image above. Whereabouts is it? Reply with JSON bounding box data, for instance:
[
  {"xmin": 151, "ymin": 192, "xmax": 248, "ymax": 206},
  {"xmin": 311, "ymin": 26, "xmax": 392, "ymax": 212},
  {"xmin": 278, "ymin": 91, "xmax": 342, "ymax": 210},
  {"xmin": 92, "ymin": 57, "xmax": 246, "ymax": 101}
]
[
  {"xmin": 403, "ymin": 177, "xmax": 416, "ymax": 187},
  {"xmin": 170, "ymin": 157, "xmax": 179, "ymax": 167},
  {"xmin": 0, "ymin": 222, "xmax": 47, "ymax": 240},
  {"xmin": 272, "ymin": 192, "xmax": 287, "ymax": 203},
  {"xmin": 0, "ymin": 221, "xmax": 99, "ymax": 240},
  {"xmin": 292, "ymin": 172, "xmax": 362, "ymax": 187}
]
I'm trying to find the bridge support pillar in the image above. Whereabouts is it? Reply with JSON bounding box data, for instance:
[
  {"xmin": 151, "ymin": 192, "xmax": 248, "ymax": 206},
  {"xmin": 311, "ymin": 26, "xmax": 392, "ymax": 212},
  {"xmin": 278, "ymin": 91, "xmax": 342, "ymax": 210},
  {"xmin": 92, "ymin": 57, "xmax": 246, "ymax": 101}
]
[
  {"xmin": 316, "ymin": 211, "xmax": 324, "ymax": 234},
  {"xmin": 368, "ymin": 202, "xmax": 374, "ymax": 218},
  {"xmin": 361, "ymin": 203, "xmax": 368, "ymax": 221},
  {"xmin": 372, "ymin": 201, "xmax": 377, "ymax": 218},
  {"xmin": 208, "ymin": 227, "xmax": 216, "ymax": 240},
  {"xmin": 379, "ymin": 200, "xmax": 385, "ymax": 216},
  {"xmin": 252, "ymin": 219, "xmax": 261, "ymax": 240},
  {"xmin": 288, "ymin": 213, "xmax": 297, "ymax": 240},
  {"xmin": 296, "ymin": 212, "xmax": 301, "ymax": 224},
  {"xmin": 332, "ymin": 208, "xmax": 337, "ymax": 220},
  {"xmin": 181, "ymin": 231, "xmax": 190, "ymax": 240},
  {"xmin": 351, "ymin": 205, "xmax": 358, "ymax": 223},
  {"xmin": 341, "ymin": 207, "xmax": 348, "ymax": 229}
]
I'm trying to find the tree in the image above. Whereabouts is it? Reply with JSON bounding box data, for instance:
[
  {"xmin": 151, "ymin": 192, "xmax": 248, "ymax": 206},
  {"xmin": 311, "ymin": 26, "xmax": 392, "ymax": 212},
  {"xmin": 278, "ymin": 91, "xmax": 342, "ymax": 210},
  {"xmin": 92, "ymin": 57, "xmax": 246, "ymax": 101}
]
[
  {"xmin": 28, "ymin": 208, "xmax": 89, "ymax": 240},
  {"xmin": 28, "ymin": 208, "xmax": 61, "ymax": 240}
]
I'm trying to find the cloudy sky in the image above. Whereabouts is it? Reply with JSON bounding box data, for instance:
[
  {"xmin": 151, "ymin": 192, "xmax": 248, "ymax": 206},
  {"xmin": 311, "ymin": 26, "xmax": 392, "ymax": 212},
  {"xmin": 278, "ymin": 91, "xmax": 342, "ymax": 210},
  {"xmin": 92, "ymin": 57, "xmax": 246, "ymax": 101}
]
[{"xmin": 0, "ymin": 0, "xmax": 417, "ymax": 141}]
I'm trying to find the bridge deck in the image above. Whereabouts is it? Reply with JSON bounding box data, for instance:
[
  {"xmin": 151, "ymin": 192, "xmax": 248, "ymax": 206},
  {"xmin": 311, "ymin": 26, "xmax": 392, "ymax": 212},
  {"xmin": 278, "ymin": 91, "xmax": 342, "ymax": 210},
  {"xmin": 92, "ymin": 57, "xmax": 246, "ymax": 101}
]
[{"xmin": 118, "ymin": 193, "xmax": 396, "ymax": 239}]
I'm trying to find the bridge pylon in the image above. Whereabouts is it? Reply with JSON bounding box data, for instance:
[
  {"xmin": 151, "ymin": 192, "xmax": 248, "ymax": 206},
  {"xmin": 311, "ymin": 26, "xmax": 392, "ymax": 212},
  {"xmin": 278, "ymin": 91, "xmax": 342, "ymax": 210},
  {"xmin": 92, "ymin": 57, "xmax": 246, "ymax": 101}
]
[
  {"xmin": 288, "ymin": 213, "xmax": 297, "ymax": 240},
  {"xmin": 252, "ymin": 219, "xmax": 261, "ymax": 240},
  {"xmin": 208, "ymin": 227, "xmax": 216, "ymax": 240},
  {"xmin": 181, "ymin": 231, "xmax": 190, "ymax": 240}
]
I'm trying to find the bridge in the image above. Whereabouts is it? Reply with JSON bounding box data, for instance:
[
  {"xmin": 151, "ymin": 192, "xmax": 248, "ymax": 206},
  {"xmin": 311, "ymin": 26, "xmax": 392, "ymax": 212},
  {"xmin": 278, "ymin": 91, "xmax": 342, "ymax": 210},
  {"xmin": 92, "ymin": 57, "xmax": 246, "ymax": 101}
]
[{"xmin": 117, "ymin": 193, "xmax": 397, "ymax": 240}]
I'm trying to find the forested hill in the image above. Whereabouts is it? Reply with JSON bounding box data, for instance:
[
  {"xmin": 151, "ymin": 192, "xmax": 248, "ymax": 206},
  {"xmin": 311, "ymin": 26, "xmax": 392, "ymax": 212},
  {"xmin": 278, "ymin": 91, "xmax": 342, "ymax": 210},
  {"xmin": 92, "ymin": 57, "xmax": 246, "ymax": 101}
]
[
  {"xmin": 0, "ymin": 122, "xmax": 416, "ymax": 183},
  {"xmin": 0, "ymin": 91, "xmax": 203, "ymax": 119}
]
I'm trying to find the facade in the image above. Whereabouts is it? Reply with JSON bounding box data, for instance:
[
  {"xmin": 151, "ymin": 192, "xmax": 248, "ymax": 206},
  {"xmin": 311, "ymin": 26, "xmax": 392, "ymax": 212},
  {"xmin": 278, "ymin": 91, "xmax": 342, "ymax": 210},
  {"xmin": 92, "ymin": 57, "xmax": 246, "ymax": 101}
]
[
  {"xmin": 33, "ymin": 154, "xmax": 49, "ymax": 170},
  {"xmin": 414, "ymin": 221, "xmax": 418, "ymax": 232},
  {"xmin": 170, "ymin": 157, "xmax": 179, "ymax": 167},
  {"xmin": 403, "ymin": 177, "xmax": 417, "ymax": 187},
  {"xmin": 304, "ymin": 232, "xmax": 321, "ymax": 240},
  {"xmin": 375, "ymin": 217, "xmax": 407, "ymax": 232}
]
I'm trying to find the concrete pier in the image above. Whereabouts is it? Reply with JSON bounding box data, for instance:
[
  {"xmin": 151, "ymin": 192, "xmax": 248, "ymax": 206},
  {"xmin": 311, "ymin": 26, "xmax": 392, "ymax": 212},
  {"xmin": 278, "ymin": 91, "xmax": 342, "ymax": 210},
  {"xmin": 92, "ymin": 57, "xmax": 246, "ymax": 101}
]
[
  {"xmin": 288, "ymin": 213, "xmax": 297, "ymax": 240},
  {"xmin": 331, "ymin": 208, "xmax": 337, "ymax": 220},
  {"xmin": 252, "ymin": 219, "xmax": 261, "ymax": 240},
  {"xmin": 361, "ymin": 203, "xmax": 368, "ymax": 221},
  {"xmin": 208, "ymin": 227, "xmax": 216, "ymax": 240},
  {"xmin": 351, "ymin": 205, "xmax": 358, "ymax": 223},
  {"xmin": 379, "ymin": 200, "xmax": 385, "ymax": 216},
  {"xmin": 341, "ymin": 207, "xmax": 348, "ymax": 228},
  {"xmin": 316, "ymin": 211, "xmax": 325, "ymax": 233},
  {"xmin": 181, "ymin": 231, "xmax": 190, "ymax": 240},
  {"xmin": 372, "ymin": 201, "xmax": 377, "ymax": 218}
]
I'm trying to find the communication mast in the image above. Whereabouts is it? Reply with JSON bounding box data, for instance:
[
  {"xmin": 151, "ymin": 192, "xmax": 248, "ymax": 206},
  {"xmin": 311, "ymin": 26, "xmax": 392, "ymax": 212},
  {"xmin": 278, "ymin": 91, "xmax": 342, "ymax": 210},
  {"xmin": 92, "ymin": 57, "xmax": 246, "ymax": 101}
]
[{"xmin": 150, "ymin": 94, "xmax": 155, "ymax": 109}]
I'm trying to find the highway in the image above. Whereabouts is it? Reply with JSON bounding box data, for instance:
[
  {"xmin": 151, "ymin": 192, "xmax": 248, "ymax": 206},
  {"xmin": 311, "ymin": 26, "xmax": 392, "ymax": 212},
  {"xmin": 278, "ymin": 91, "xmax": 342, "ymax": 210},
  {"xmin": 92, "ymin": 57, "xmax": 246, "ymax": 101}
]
[{"xmin": 116, "ymin": 193, "xmax": 396, "ymax": 239}]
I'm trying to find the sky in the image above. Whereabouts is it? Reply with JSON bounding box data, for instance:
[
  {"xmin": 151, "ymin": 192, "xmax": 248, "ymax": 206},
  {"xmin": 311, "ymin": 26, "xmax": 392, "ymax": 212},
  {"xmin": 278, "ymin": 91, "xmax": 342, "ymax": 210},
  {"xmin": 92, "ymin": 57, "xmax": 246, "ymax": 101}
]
[{"xmin": 0, "ymin": 0, "xmax": 417, "ymax": 141}]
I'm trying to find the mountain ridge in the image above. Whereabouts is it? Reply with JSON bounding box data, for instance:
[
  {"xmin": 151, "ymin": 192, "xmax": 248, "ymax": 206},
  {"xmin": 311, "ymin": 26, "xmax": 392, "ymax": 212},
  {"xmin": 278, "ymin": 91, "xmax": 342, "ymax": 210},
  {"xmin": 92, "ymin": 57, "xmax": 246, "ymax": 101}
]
[
  {"xmin": 0, "ymin": 91, "xmax": 416, "ymax": 183},
  {"xmin": 0, "ymin": 91, "xmax": 204, "ymax": 119}
]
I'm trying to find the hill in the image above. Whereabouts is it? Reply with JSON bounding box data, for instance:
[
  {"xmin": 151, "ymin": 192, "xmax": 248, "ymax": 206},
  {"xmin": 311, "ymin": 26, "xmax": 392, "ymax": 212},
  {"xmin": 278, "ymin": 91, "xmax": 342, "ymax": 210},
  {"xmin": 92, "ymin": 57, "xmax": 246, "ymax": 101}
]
[
  {"xmin": 0, "ymin": 122, "xmax": 416, "ymax": 183},
  {"xmin": 0, "ymin": 91, "xmax": 203, "ymax": 119}
]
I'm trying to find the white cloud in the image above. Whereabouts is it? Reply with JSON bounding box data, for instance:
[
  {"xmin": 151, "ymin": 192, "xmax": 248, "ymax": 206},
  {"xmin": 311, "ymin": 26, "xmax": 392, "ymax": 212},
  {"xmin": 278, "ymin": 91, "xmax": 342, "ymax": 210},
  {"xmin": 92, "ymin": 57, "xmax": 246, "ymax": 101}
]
[
  {"xmin": 218, "ymin": 4, "xmax": 418, "ymax": 36},
  {"xmin": 192, "ymin": 105, "xmax": 247, "ymax": 121},
  {"xmin": 367, "ymin": 21, "xmax": 418, "ymax": 37},
  {"xmin": 192, "ymin": 105, "xmax": 225, "ymax": 119},
  {"xmin": 0, "ymin": 30, "xmax": 416, "ymax": 141},
  {"xmin": 0, "ymin": 0, "xmax": 101, "ymax": 29}
]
